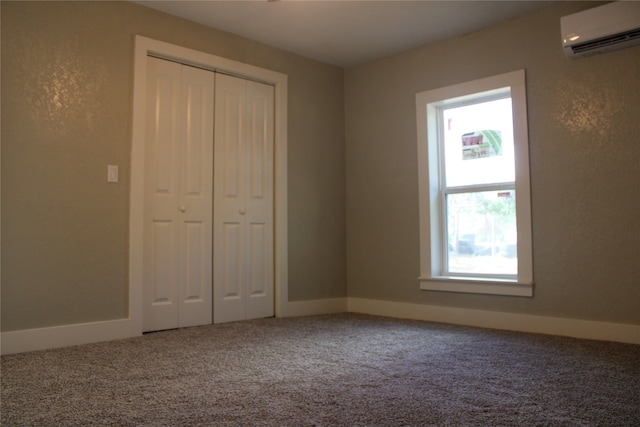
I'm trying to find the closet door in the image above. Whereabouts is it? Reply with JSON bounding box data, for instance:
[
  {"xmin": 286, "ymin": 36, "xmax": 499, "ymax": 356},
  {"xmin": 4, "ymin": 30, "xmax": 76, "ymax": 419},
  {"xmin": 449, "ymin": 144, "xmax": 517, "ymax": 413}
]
[
  {"xmin": 143, "ymin": 57, "xmax": 214, "ymax": 332},
  {"xmin": 213, "ymin": 73, "xmax": 274, "ymax": 323}
]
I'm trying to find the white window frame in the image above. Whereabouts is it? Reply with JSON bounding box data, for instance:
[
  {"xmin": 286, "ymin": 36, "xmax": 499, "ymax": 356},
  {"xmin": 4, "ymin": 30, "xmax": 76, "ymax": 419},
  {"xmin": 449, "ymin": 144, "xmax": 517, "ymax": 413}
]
[{"xmin": 416, "ymin": 70, "xmax": 533, "ymax": 297}]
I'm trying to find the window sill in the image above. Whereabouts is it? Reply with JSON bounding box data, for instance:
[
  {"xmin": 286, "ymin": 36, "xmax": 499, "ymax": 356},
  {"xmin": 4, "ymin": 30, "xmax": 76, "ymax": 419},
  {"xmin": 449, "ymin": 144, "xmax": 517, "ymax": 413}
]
[{"xmin": 419, "ymin": 276, "xmax": 533, "ymax": 297}]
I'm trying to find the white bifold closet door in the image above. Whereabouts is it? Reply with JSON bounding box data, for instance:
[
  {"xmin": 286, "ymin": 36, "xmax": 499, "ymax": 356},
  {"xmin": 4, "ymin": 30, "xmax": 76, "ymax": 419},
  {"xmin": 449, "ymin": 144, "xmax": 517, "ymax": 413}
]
[
  {"xmin": 143, "ymin": 57, "xmax": 214, "ymax": 332},
  {"xmin": 213, "ymin": 73, "xmax": 274, "ymax": 324},
  {"xmin": 143, "ymin": 57, "xmax": 275, "ymax": 332}
]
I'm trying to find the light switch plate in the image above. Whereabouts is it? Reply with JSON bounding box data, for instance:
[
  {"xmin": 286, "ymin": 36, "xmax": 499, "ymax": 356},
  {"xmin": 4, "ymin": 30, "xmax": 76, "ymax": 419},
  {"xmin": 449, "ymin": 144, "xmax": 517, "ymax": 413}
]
[{"xmin": 107, "ymin": 165, "xmax": 119, "ymax": 183}]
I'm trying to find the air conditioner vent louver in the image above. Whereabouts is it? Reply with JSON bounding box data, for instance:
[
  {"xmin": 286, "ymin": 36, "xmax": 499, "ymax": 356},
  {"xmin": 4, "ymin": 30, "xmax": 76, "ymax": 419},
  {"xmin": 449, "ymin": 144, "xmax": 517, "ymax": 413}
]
[
  {"xmin": 561, "ymin": 1, "xmax": 640, "ymax": 59},
  {"xmin": 571, "ymin": 29, "xmax": 640, "ymax": 55}
]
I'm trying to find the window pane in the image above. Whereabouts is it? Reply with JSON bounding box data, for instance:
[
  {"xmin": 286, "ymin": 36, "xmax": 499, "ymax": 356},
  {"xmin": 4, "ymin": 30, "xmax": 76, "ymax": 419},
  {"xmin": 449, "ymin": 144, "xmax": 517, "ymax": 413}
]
[
  {"xmin": 442, "ymin": 98, "xmax": 515, "ymax": 187},
  {"xmin": 446, "ymin": 190, "xmax": 517, "ymax": 275}
]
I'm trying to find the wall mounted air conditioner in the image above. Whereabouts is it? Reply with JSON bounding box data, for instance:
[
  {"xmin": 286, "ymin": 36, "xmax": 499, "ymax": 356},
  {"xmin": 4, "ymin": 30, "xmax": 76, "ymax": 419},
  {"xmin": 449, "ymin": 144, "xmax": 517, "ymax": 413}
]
[{"xmin": 561, "ymin": 1, "xmax": 640, "ymax": 58}]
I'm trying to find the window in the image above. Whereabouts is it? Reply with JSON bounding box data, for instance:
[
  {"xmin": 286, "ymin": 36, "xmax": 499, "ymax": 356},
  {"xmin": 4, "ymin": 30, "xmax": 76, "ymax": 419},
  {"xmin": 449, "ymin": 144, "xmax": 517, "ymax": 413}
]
[{"xmin": 416, "ymin": 70, "xmax": 533, "ymax": 296}]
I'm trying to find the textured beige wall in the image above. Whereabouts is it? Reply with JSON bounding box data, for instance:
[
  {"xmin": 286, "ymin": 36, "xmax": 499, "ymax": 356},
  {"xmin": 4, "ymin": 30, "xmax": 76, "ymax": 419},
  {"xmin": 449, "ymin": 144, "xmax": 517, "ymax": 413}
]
[
  {"xmin": 345, "ymin": 2, "xmax": 640, "ymax": 324},
  {"xmin": 1, "ymin": 1, "xmax": 346, "ymax": 331}
]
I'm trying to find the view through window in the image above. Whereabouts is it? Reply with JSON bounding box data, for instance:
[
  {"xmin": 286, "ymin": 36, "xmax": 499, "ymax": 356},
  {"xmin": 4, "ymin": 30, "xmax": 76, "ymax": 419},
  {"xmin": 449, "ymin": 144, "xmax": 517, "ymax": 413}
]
[{"xmin": 440, "ymin": 97, "xmax": 517, "ymax": 277}]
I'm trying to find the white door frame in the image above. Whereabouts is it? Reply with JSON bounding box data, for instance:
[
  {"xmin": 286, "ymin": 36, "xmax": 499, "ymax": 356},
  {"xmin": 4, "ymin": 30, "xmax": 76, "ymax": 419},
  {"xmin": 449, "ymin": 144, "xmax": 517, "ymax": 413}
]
[{"xmin": 129, "ymin": 36, "xmax": 288, "ymax": 333}]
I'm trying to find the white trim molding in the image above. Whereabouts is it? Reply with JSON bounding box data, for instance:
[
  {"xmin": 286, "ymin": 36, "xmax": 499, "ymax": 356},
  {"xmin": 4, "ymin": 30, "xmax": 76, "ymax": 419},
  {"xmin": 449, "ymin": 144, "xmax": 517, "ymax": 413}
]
[
  {"xmin": 3, "ymin": 298, "xmax": 638, "ymax": 354},
  {"xmin": 0, "ymin": 319, "xmax": 137, "ymax": 355},
  {"xmin": 348, "ymin": 298, "xmax": 640, "ymax": 344},
  {"xmin": 0, "ymin": 298, "xmax": 348, "ymax": 355}
]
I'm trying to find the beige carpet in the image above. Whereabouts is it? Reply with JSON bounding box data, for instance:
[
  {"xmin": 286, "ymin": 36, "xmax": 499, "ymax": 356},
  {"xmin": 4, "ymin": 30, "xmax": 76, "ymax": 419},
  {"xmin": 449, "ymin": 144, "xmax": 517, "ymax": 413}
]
[{"xmin": 2, "ymin": 313, "xmax": 639, "ymax": 426}]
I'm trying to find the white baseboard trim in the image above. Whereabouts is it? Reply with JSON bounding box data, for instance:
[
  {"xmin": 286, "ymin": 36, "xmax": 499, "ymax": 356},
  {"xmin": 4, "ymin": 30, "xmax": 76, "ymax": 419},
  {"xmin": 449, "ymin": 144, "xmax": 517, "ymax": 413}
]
[
  {"xmin": 4, "ymin": 297, "xmax": 637, "ymax": 354},
  {"xmin": 348, "ymin": 298, "xmax": 640, "ymax": 344},
  {"xmin": 1, "ymin": 318, "xmax": 140, "ymax": 355},
  {"xmin": 0, "ymin": 299, "xmax": 349, "ymax": 355},
  {"xmin": 280, "ymin": 297, "xmax": 348, "ymax": 318}
]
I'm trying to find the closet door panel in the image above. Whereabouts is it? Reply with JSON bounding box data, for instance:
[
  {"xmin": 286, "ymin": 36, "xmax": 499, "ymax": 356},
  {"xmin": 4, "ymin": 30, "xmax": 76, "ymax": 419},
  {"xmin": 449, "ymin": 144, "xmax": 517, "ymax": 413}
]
[
  {"xmin": 214, "ymin": 73, "xmax": 247, "ymax": 323},
  {"xmin": 245, "ymin": 80, "xmax": 274, "ymax": 320},
  {"xmin": 177, "ymin": 64, "xmax": 214, "ymax": 328},
  {"xmin": 143, "ymin": 57, "xmax": 181, "ymax": 332},
  {"xmin": 214, "ymin": 74, "xmax": 274, "ymax": 323},
  {"xmin": 144, "ymin": 57, "xmax": 213, "ymax": 332}
]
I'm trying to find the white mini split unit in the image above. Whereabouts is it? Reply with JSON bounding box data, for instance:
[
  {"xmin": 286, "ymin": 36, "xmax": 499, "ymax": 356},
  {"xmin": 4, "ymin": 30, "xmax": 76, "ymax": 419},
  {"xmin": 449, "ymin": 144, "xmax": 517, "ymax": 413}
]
[{"xmin": 561, "ymin": 1, "xmax": 640, "ymax": 58}]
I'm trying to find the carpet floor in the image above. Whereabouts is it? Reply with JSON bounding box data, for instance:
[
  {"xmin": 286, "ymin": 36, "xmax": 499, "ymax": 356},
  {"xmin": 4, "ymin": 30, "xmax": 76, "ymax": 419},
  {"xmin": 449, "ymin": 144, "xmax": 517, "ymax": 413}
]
[{"xmin": 1, "ymin": 313, "xmax": 639, "ymax": 426}]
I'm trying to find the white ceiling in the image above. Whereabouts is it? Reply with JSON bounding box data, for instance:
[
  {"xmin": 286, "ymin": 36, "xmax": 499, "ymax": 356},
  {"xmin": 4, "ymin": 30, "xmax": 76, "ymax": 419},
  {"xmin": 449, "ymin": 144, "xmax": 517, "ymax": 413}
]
[{"xmin": 134, "ymin": 0, "xmax": 558, "ymax": 67}]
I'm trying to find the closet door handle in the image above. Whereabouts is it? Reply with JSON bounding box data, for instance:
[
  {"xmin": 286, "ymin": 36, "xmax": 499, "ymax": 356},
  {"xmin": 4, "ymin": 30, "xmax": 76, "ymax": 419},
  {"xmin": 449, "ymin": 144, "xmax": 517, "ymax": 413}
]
[
  {"xmin": 180, "ymin": 206, "xmax": 187, "ymax": 213},
  {"xmin": 239, "ymin": 208, "xmax": 246, "ymax": 215}
]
